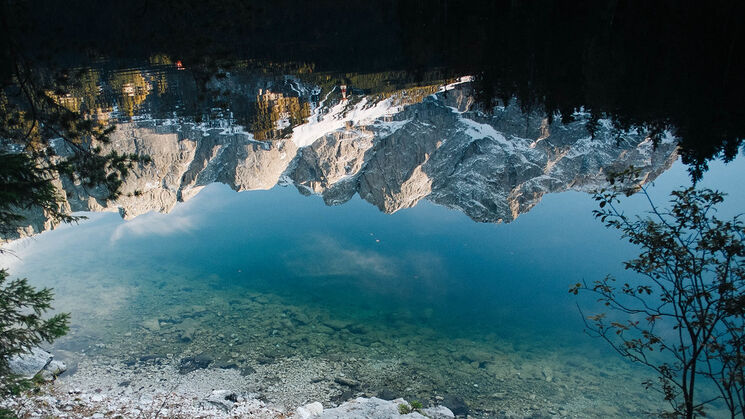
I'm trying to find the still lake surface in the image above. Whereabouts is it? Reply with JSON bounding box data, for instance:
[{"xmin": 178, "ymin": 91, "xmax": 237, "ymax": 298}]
[
  {"xmin": 3, "ymin": 147, "xmax": 743, "ymax": 416},
  {"xmin": 2, "ymin": 2, "xmax": 745, "ymax": 416}
]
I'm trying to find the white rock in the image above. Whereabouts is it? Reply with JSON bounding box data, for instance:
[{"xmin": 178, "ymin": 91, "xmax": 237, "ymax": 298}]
[
  {"xmin": 296, "ymin": 401, "xmax": 324, "ymax": 418},
  {"xmin": 40, "ymin": 369, "xmax": 55, "ymax": 381},
  {"xmin": 422, "ymin": 406, "xmax": 455, "ymax": 419},
  {"xmin": 205, "ymin": 390, "xmax": 237, "ymax": 412},
  {"xmin": 320, "ymin": 397, "xmax": 427, "ymax": 418},
  {"xmin": 40, "ymin": 359, "xmax": 67, "ymax": 380},
  {"xmin": 8, "ymin": 348, "xmax": 52, "ymax": 378}
]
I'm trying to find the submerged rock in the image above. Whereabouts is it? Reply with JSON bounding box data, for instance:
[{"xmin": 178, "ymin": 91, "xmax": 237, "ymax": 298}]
[
  {"xmin": 323, "ymin": 319, "xmax": 352, "ymax": 331},
  {"xmin": 333, "ymin": 376, "xmax": 360, "ymax": 387},
  {"xmin": 178, "ymin": 327, "xmax": 195, "ymax": 342},
  {"xmin": 240, "ymin": 366, "xmax": 257, "ymax": 376},
  {"xmin": 376, "ymin": 388, "xmax": 397, "ymax": 400},
  {"xmin": 293, "ymin": 312, "xmax": 312, "ymax": 325},
  {"xmin": 141, "ymin": 318, "xmax": 160, "ymax": 332},
  {"xmin": 138, "ymin": 354, "xmax": 164, "ymax": 363},
  {"xmin": 442, "ymin": 395, "xmax": 468, "ymax": 417},
  {"xmin": 335, "ymin": 389, "xmax": 355, "ymax": 405},
  {"xmin": 178, "ymin": 354, "xmax": 212, "ymax": 374},
  {"xmin": 541, "ymin": 366, "xmax": 553, "ymax": 382}
]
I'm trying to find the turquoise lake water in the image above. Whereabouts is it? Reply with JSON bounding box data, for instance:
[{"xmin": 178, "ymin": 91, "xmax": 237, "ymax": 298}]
[{"xmin": 3, "ymin": 156, "xmax": 743, "ymax": 417}]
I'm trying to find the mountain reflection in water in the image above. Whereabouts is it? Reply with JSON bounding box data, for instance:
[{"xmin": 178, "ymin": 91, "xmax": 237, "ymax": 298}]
[{"xmin": 5, "ymin": 71, "xmax": 677, "ymax": 240}]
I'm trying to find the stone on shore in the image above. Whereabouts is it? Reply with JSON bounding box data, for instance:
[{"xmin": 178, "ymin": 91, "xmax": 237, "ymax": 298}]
[
  {"xmin": 422, "ymin": 405, "xmax": 456, "ymax": 418},
  {"xmin": 204, "ymin": 390, "xmax": 239, "ymax": 412},
  {"xmin": 295, "ymin": 401, "xmax": 324, "ymax": 418},
  {"xmin": 40, "ymin": 360, "xmax": 67, "ymax": 381},
  {"xmin": 319, "ymin": 397, "xmax": 429, "ymax": 418},
  {"xmin": 8, "ymin": 348, "xmax": 53, "ymax": 378}
]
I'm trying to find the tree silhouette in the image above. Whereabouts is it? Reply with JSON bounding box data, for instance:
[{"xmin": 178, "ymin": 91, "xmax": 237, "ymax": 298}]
[
  {"xmin": 572, "ymin": 170, "xmax": 745, "ymax": 417},
  {"xmin": 0, "ymin": 269, "xmax": 69, "ymax": 392}
]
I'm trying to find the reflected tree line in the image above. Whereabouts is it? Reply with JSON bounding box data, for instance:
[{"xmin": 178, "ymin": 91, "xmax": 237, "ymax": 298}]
[{"xmin": 2, "ymin": 0, "xmax": 743, "ymax": 180}]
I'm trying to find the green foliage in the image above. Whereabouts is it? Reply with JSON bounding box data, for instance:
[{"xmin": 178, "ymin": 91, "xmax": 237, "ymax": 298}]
[
  {"xmin": 397, "ymin": 401, "xmax": 423, "ymax": 415},
  {"xmin": 3, "ymin": 373, "xmax": 44, "ymax": 397},
  {"xmin": 572, "ymin": 170, "xmax": 745, "ymax": 418},
  {"xmin": 0, "ymin": 153, "xmax": 81, "ymax": 234},
  {"xmin": 1, "ymin": 54, "xmax": 148, "ymax": 206},
  {"xmin": 0, "ymin": 269, "xmax": 69, "ymax": 392}
]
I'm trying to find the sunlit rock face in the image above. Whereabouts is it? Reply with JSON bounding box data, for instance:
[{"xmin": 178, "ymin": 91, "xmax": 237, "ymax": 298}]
[
  {"xmin": 54, "ymin": 121, "xmax": 298, "ymax": 221},
  {"xmin": 290, "ymin": 129, "xmax": 375, "ymax": 199},
  {"xmin": 289, "ymin": 84, "xmax": 677, "ymax": 222},
  {"xmin": 1, "ymin": 81, "xmax": 677, "ymax": 241},
  {"xmin": 45, "ymin": 127, "xmax": 258, "ymax": 220}
]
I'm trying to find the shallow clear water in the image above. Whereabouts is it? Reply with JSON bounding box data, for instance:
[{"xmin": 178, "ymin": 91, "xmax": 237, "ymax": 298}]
[{"xmin": 3, "ymin": 156, "xmax": 743, "ymax": 417}]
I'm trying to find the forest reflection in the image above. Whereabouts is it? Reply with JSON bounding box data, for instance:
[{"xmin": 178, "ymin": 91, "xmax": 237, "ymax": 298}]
[{"xmin": 2, "ymin": 0, "xmax": 743, "ymax": 180}]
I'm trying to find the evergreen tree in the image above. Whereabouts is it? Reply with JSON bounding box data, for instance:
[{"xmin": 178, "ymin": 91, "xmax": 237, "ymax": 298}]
[{"xmin": 0, "ymin": 269, "xmax": 69, "ymax": 381}]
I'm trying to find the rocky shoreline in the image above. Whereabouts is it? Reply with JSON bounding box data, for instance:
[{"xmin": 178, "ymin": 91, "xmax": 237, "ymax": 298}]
[
  {"xmin": 1, "ymin": 343, "xmax": 673, "ymax": 418},
  {"xmin": 3, "ymin": 350, "xmax": 460, "ymax": 419},
  {"xmin": 3, "ymin": 390, "xmax": 456, "ymax": 419},
  {"xmin": 8, "ymin": 345, "xmax": 628, "ymax": 418}
]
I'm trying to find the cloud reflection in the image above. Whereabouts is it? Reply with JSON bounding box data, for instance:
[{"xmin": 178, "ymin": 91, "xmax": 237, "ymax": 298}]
[
  {"xmin": 286, "ymin": 235, "xmax": 396, "ymax": 278},
  {"xmin": 109, "ymin": 212, "xmax": 196, "ymax": 244}
]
